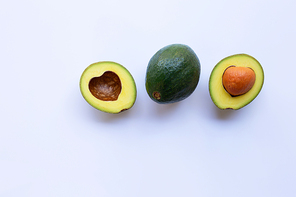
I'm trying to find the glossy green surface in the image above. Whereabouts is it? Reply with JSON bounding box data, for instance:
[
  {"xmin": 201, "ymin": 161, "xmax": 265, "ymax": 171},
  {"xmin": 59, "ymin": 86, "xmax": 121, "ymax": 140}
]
[{"xmin": 145, "ymin": 44, "xmax": 201, "ymax": 104}]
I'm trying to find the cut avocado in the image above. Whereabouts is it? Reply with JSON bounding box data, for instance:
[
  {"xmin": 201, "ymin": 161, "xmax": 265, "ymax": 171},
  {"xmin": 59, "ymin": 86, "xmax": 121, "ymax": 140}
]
[
  {"xmin": 209, "ymin": 54, "xmax": 264, "ymax": 110},
  {"xmin": 145, "ymin": 44, "xmax": 201, "ymax": 104},
  {"xmin": 80, "ymin": 61, "xmax": 136, "ymax": 113}
]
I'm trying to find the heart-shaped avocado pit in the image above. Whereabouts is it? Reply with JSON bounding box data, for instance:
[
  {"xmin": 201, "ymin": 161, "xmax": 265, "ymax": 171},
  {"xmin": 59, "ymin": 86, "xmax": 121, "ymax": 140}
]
[
  {"xmin": 222, "ymin": 66, "xmax": 256, "ymax": 97},
  {"xmin": 80, "ymin": 61, "xmax": 137, "ymax": 114}
]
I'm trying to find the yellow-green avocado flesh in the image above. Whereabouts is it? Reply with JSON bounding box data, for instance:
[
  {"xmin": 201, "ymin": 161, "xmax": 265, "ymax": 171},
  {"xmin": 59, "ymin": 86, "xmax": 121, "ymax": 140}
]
[
  {"xmin": 209, "ymin": 54, "xmax": 264, "ymax": 110},
  {"xmin": 80, "ymin": 61, "xmax": 137, "ymax": 114}
]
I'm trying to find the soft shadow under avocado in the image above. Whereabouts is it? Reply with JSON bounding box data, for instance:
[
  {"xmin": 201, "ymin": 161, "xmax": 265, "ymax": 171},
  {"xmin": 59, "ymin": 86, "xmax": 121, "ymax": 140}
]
[{"xmin": 212, "ymin": 104, "xmax": 238, "ymax": 120}]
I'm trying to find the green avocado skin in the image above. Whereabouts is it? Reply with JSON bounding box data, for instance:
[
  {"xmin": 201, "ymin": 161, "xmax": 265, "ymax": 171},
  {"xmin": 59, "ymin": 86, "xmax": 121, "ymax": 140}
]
[{"xmin": 145, "ymin": 44, "xmax": 201, "ymax": 104}]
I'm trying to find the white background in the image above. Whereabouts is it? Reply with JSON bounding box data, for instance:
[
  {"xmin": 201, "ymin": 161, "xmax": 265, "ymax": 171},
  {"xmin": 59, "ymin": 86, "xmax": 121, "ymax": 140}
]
[{"xmin": 1, "ymin": 0, "xmax": 296, "ymax": 196}]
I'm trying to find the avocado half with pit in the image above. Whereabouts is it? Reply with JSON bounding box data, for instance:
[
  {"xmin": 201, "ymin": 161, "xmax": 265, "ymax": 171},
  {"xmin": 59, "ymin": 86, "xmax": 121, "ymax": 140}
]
[
  {"xmin": 80, "ymin": 61, "xmax": 137, "ymax": 113},
  {"xmin": 209, "ymin": 54, "xmax": 264, "ymax": 110},
  {"xmin": 145, "ymin": 44, "xmax": 201, "ymax": 104}
]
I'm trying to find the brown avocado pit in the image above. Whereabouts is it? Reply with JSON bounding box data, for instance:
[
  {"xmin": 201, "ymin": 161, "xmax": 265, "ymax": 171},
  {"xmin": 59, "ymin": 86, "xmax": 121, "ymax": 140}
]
[
  {"xmin": 222, "ymin": 66, "xmax": 256, "ymax": 96},
  {"xmin": 88, "ymin": 71, "xmax": 122, "ymax": 101}
]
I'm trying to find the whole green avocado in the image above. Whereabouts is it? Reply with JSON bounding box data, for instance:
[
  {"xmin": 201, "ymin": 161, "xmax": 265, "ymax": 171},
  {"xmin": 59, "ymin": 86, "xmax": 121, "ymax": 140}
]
[{"xmin": 145, "ymin": 44, "xmax": 201, "ymax": 104}]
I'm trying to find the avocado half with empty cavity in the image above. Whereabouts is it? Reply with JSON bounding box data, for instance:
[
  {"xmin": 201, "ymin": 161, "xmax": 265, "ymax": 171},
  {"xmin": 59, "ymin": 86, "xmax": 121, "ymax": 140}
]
[
  {"xmin": 80, "ymin": 61, "xmax": 137, "ymax": 113},
  {"xmin": 209, "ymin": 54, "xmax": 264, "ymax": 110}
]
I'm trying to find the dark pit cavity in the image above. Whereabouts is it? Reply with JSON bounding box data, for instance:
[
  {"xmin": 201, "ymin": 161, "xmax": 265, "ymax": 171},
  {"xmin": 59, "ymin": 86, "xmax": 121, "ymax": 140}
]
[{"xmin": 89, "ymin": 71, "xmax": 122, "ymax": 101}]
